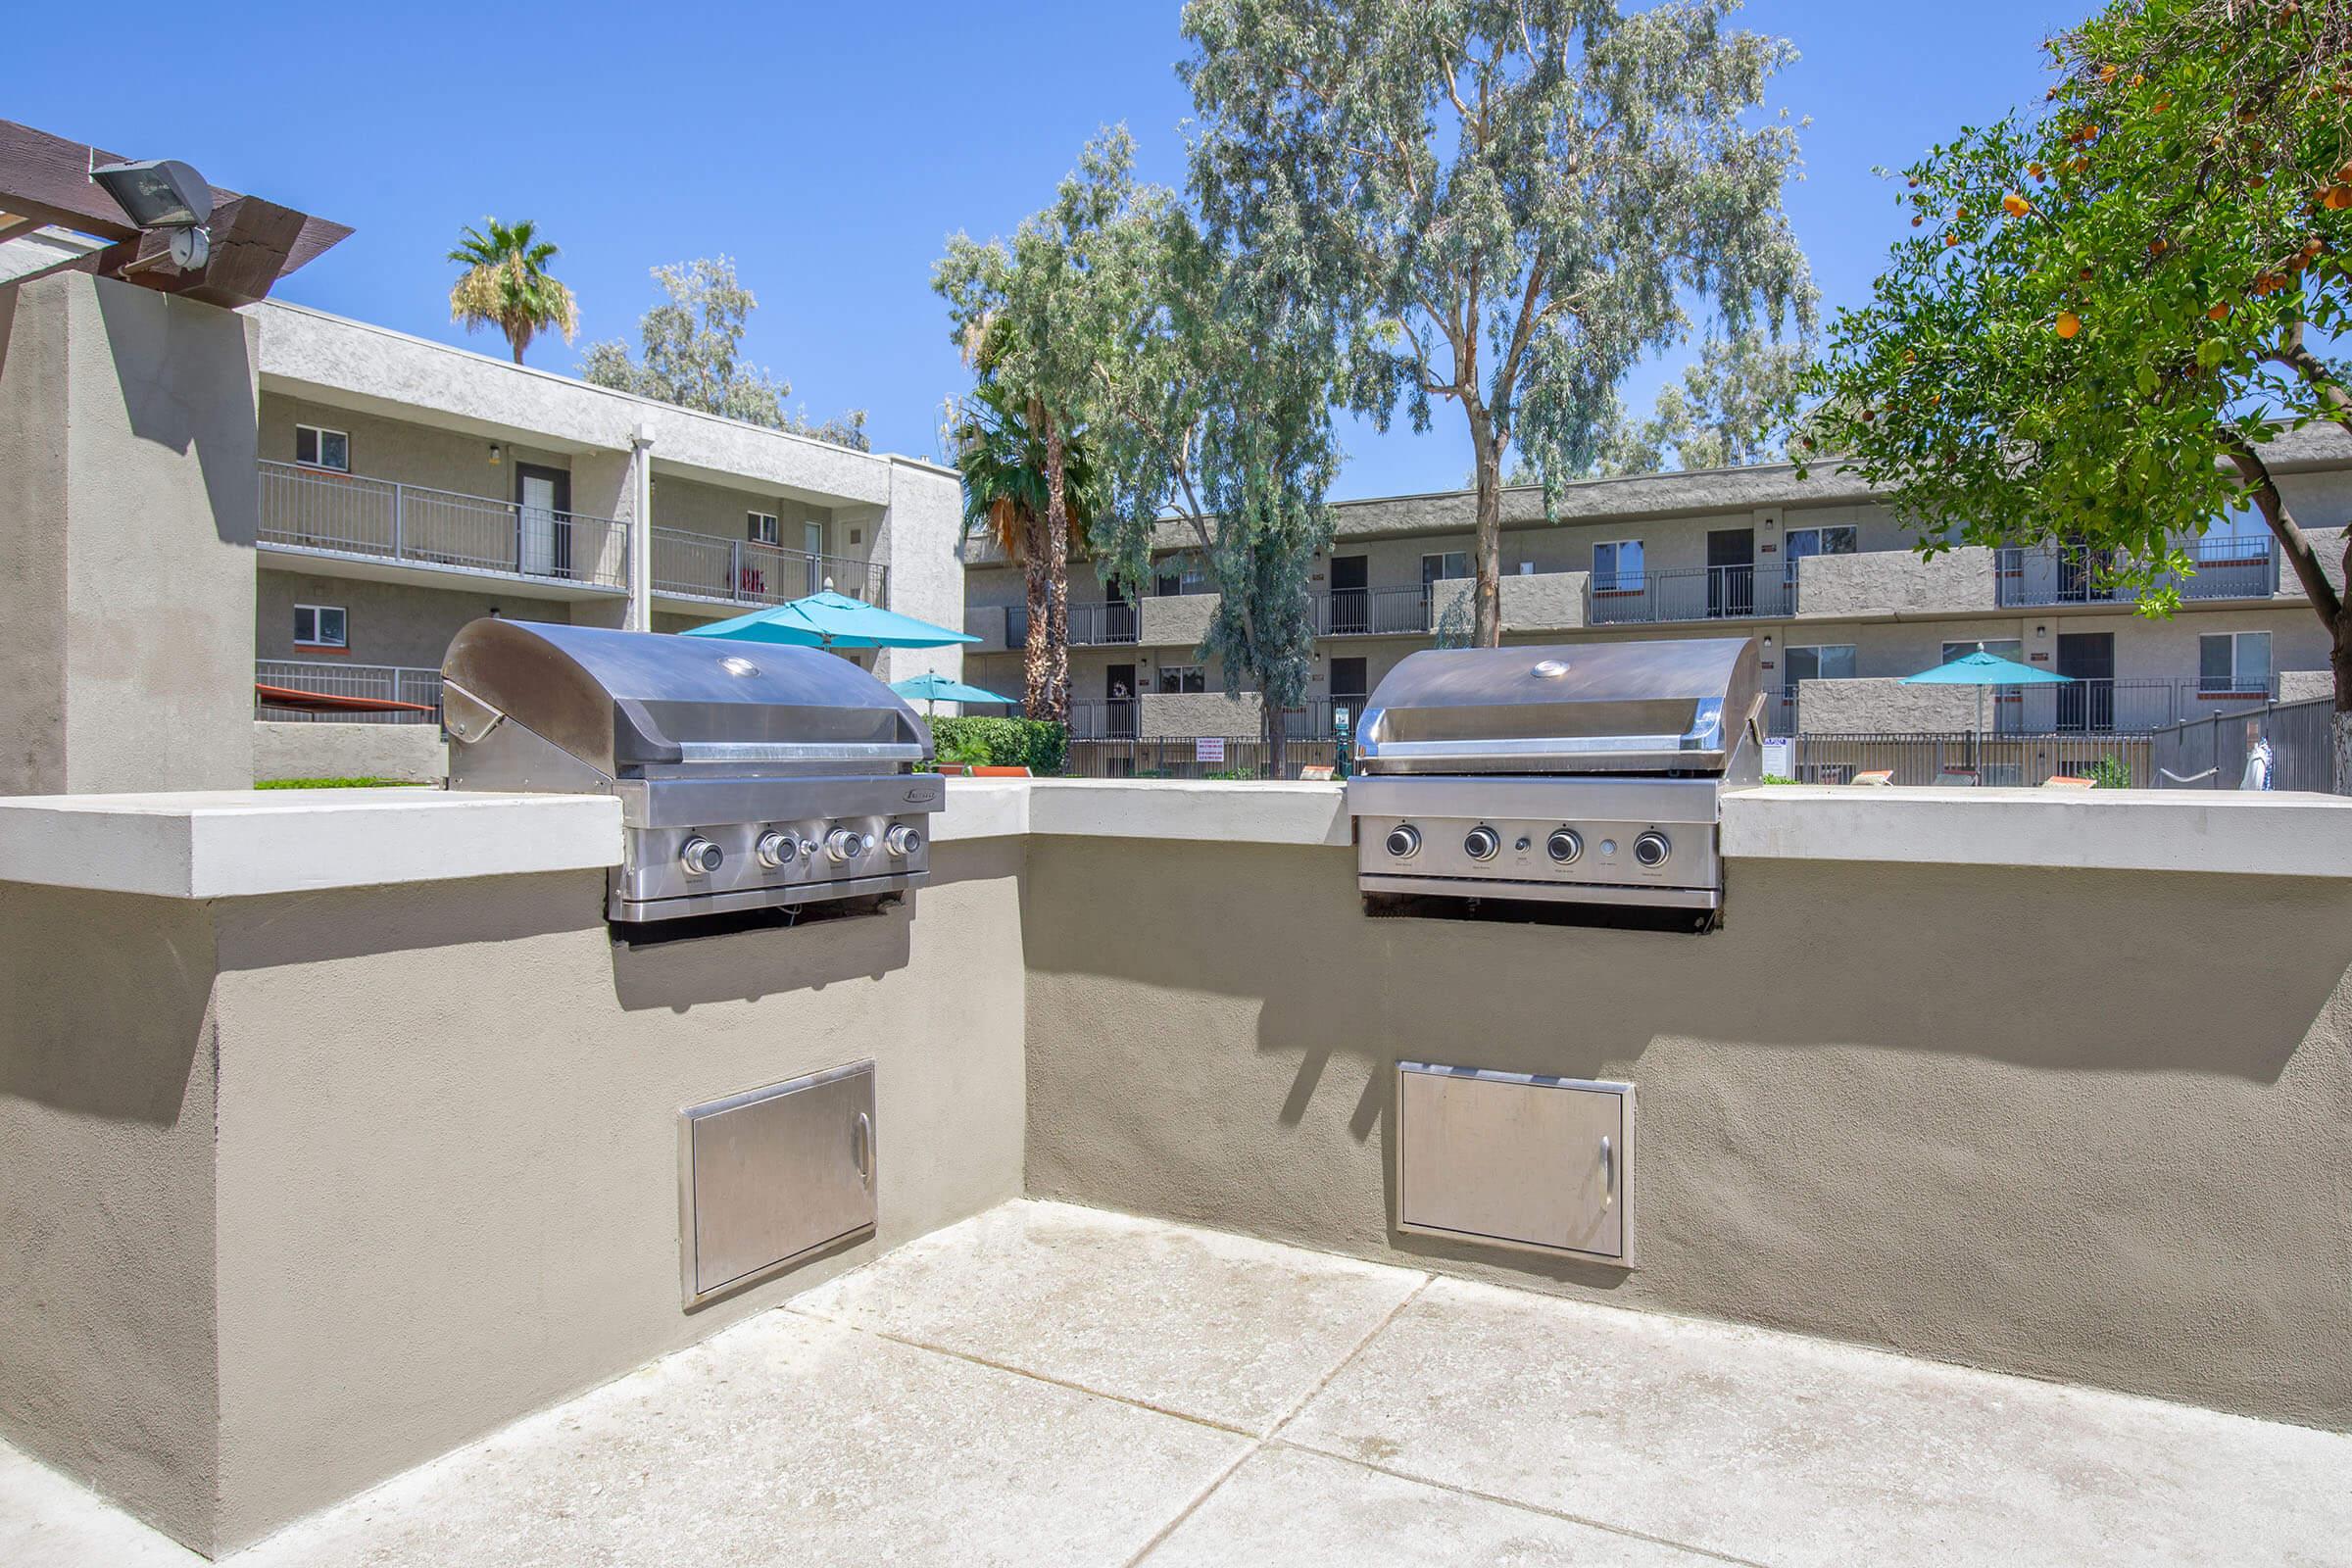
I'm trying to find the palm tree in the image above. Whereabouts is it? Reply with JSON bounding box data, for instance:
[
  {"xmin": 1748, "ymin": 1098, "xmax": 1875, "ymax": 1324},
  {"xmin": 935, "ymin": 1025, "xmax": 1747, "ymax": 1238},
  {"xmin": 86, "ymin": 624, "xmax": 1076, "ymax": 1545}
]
[
  {"xmin": 447, "ymin": 220, "xmax": 579, "ymax": 365},
  {"xmin": 954, "ymin": 315, "xmax": 1091, "ymax": 721},
  {"xmin": 950, "ymin": 374, "xmax": 1094, "ymax": 721}
]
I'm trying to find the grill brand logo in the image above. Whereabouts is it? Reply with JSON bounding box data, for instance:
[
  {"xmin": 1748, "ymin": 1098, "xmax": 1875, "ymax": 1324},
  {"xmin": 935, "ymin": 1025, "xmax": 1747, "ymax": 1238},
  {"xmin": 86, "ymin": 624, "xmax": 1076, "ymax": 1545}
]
[{"xmin": 904, "ymin": 787, "xmax": 937, "ymax": 804}]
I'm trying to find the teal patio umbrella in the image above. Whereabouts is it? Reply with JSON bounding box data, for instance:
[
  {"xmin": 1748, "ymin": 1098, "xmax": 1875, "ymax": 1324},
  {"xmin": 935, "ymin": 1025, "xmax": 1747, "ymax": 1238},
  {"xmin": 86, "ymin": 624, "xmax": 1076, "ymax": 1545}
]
[
  {"xmin": 1902, "ymin": 645, "xmax": 2073, "ymax": 767},
  {"xmin": 892, "ymin": 671, "xmax": 1017, "ymax": 716},
  {"xmin": 680, "ymin": 590, "xmax": 979, "ymax": 651}
]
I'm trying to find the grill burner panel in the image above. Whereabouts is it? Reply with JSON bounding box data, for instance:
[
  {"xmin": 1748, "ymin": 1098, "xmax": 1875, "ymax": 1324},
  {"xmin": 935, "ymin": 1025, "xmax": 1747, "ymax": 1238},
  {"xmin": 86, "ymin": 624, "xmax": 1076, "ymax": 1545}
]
[
  {"xmin": 440, "ymin": 619, "xmax": 942, "ymax": 924},
  {"xmin": 1346, "ymin": 639, "xmax": 1762, "ymax": 919}
]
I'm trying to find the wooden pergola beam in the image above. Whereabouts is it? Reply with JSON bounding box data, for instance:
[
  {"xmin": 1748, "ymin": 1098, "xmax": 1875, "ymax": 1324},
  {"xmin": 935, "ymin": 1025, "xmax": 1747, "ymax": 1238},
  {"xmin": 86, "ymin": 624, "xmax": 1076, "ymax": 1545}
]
[{"xmin": 0, "ymin": 120, "xmax": 350, "ymax": 307}]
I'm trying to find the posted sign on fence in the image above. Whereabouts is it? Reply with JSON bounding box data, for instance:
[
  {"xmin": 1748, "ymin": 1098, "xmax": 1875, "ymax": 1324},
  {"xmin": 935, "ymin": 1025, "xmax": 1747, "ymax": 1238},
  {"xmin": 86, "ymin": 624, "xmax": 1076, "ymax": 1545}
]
[{"xmin": 1195, "ymin": 737, "xmax": 1226, "ymax": 764}]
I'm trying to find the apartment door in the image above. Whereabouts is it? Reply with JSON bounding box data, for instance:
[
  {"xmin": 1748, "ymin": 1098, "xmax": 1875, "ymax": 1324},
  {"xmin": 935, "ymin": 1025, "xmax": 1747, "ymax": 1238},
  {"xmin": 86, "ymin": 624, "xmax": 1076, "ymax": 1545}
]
[
  {"xmin": 1329, "ymin": 657, "xmax": 1368, "ymax": 737},
  {"xmin": 1329, "ymin": 556, "xmax": 1369, "ymax": 635},
  {"xmin": 515, "ymin": 465, "xmax": 570, "ymax": 578},
  {"xmin": 1706, "ymin": 528, "xmax": 1755, "ymax": 618},
  {"xmin": 1105, "ymin": 662, "xmax": 1137, "ymax": 739},
  {"xmin": 2056, "ymin": 632, "xmax": 2114, "ymax": 732},
  {"xmin": 804, "ymin": 520, "xmax": 825, "ymax": 595}
]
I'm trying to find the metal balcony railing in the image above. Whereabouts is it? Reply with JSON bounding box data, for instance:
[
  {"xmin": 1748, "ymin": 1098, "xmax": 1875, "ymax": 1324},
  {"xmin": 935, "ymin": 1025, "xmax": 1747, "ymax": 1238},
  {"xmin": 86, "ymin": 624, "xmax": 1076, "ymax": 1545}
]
[
  {"xmin": 650, "ymin": 527, "xmax": 885, "ymax": 609},
  {"xmin": 1312, "ymin": 586, "xmax": 1442, "ymax": 637},
  {"xmin": 255, "ymin": 660, "xmax": 446, "ymax": 725},
  {"xmin": 1995, "ymin": 539, "xmax": 2279, "ymax": 608},
  {"xmin": 1589, "ymin": 564, "xmax": 1797, "ymax": 626},
  {"xmin": 259, "ymin": 462, "xmax": 630, "ymax": 591}
]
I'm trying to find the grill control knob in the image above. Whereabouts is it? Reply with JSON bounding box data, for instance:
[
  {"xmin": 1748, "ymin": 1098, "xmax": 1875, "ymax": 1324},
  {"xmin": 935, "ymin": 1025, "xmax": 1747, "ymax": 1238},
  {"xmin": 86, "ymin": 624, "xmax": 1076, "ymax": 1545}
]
[
  {"xmin": 679, "ymin": 837, "xmax": 724, "ymax": 877},
  {"xmin": 1385, "ymin": 824, "xmax": 1421, "ymax": 858},
  {"xmin": 1546, "ymin": 828, "xmax": 1584, "ymax": 865},
  {"xmin": 756, "ymin": 831, "xmax": 799, "ymax": 869},
  {"xmin": 1463, "ymin": 825, "xmax": 1501, "ymax": 862},
  {"xmin": 1634, "ymin": 830, "xmax": 1672, "ymax": 868},
  {"xmin": 885, "ymin": 824, "xmax": 923, "ymax": 858},
  {"xmin": 824, "ymin": 827, "xmax": 868, "ymax": 863}
]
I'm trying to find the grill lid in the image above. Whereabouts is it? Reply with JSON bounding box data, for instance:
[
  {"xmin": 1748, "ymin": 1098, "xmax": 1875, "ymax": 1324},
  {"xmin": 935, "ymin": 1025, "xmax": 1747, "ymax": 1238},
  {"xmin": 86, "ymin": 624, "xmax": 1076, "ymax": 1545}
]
[
  {"xmin": 1353, "ymin": 637, "xmax": 1763, "ymax": 774},
  {"xmin": 440, "ymin": 618, "xmax": 930, "ymax": 776}
]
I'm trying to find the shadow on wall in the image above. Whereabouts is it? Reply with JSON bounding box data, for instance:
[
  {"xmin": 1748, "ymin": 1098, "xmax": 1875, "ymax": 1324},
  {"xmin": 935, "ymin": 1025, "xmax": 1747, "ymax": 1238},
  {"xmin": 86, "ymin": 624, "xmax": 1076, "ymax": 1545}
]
[
  {"xmin": 1025, "ymin": 840, "xmax": 2351, "ymax": 1088},
  {"xmin": 612, "ymin": 901, "xmax": 914, "ymax": 1012},
  {"xmin": 94, "ymin": 279, "xmax": 261, "ymax": 550},
  {"xmin": 0, "ymin": 886, "xmax": 215, "ymax": 1124}
]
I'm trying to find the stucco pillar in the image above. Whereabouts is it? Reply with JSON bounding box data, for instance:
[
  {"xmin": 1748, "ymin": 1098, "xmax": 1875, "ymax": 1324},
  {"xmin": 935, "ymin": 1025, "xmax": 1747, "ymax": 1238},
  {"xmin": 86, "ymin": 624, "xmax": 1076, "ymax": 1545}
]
[
  {"xmin": 0, "ymin": 271, "xmax": 259, "ymax": 793},
  {"xmin": 869, "ymin": 458, "xmax": 965, "ymax": 685}
]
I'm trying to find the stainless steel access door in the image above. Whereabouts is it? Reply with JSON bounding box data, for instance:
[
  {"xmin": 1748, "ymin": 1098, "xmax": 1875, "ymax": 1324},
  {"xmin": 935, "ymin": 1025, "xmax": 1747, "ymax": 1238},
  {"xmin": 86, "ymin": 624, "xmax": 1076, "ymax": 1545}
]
[
  {"xmin": 679, "ymin": 1061, "xmax": 876, "ymax": 1307},
  {"xmin": 1395, "ymin": 1061, "xmax": 1632, "ymax": 1264}
]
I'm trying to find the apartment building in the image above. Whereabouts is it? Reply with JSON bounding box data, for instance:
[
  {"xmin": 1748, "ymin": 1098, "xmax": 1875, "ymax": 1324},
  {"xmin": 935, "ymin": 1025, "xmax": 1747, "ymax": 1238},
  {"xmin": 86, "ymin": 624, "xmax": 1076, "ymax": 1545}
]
[
  {"xmin": 247, "ymin": 300, "xmax": 963, "ymax": 723},
  {"xmin": 960, "ymin": 426, "xmax": 2349, "ymax": 747}
]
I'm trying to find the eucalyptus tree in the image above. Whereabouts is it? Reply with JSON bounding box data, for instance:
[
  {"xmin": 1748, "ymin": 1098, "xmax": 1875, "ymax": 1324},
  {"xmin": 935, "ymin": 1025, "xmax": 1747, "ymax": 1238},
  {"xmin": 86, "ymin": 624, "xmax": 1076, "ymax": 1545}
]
[
  {"xmin": 1057, "ymin": 131, "xmax": 1346, "ymax": 770},
  {"xmin": 447, "ymin": 219, "xmax": 577, "ymax": 366},
  {"xmin": 1805, "ymin": 0, "xmax": 2352, "ymax": 786},
  {"xmin": 1181, "ymin": 0, "xmax": 1812, "ymax": 645},
  {"xmin": 1590, "ymin": 328, "xmax": 1813, "ymax": 476},
  {"xmin": 583, "ymin": 257, "xmax": 868, "ymax": 449}
]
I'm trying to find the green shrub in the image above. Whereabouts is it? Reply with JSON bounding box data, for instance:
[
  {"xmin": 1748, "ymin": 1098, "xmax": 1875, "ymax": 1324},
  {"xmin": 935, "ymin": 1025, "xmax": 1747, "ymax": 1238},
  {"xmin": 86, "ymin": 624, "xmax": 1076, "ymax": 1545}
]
[
  {"xmin": 2085, "ymin": 755, "xmax": 2133, "ymax": 790},
  {"xmin": 1759, "ymin": 774, "xmax": 1800, "ymax": 786},
  {"xmin": 926, "ymin": 715, "xmax": 1069, "ymax": 775}
]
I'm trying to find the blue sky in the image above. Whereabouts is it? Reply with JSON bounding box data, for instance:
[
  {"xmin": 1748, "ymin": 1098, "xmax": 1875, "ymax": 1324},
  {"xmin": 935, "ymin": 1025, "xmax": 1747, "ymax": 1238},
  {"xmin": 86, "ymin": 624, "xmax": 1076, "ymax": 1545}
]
[{"xmin": 14, "ymin": 0, "xmax": 2079, "ymax": 499}]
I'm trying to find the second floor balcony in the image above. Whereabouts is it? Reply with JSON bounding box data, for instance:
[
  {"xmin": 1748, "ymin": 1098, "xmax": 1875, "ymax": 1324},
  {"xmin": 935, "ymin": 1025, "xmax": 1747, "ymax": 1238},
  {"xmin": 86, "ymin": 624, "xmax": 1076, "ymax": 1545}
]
[
  {"xmin": 260, "ymin": 461, "xmax": 629, "ymax": 592},
  {"xmin": 259, "ymin": 460, "xmax": 885, "ymax": 611},
  {"xmin": 1590, "ymin": 564, "xmax": 1798, "ymax": 626},
  {"xmin": 1997, "ymin": 539, "xmax": 2280, "ymax": 608},
  {"xmin": 650, "ymin": 527, "xmax": 884, "ymax": 609}
]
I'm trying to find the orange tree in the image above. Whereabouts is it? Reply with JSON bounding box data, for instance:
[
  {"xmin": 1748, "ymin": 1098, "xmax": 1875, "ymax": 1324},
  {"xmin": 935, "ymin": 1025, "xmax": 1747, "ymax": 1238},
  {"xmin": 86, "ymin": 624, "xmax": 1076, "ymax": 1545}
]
[{"xmin": 1803, "ymin": 0, "xmax": 2352, "ymax": 787}]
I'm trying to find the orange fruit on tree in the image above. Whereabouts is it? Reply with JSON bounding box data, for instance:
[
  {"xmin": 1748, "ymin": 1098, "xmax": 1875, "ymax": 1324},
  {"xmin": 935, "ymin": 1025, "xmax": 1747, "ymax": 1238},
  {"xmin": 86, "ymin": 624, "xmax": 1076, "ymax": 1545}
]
[
  {"xmin": 2208, "ymin": 303, "xmax": 2230, "ymax": 320},
  {"xmin": 2326, "ymin": 185, "xmax": 2352, "ymax": 211},
  {"xmin": 2055, "ymin": 312, "xmax": 2082, "ymax": 338},
  {"xmin": 2002, "ymin": 192, "xmax": 2032, "ymax": 217}
]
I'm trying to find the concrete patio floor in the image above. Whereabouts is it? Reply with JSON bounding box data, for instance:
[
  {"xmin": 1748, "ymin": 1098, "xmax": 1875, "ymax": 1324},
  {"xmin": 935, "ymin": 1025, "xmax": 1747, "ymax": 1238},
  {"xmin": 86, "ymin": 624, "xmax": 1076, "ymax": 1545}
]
[{"xmin": 6, "ymin": 1199, "xmax": 2348, "ymax": 1567}]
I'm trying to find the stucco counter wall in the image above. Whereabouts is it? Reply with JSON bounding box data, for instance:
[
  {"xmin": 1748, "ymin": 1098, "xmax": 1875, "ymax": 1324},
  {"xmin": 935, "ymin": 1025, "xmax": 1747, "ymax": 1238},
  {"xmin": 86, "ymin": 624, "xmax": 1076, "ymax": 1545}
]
[{"xmin": 0, "ymin": 823, "xmax": 1027, "ymax": 1555}]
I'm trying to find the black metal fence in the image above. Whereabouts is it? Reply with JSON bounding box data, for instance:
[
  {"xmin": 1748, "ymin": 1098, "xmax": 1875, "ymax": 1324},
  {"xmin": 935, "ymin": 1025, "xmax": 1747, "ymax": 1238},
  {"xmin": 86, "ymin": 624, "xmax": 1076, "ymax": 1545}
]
[
  {"xmin": 2148, "ymin": 696, "xmax": 2335, "ymax": 792},
  {"xmin": 1064, "ymin": 737, "xmax": 1342, "ymax": 780},
  {"xmin": 1788, "ymin": 733, "xmax": 2152, "ymax": 787}
]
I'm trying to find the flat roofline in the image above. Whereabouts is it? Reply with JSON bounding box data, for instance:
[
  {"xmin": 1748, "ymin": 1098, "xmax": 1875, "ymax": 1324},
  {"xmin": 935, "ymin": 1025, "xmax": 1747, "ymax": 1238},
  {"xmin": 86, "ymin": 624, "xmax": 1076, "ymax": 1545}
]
[{"xmin": 249, "ymin": 298, "xmax": 952, "ymax": 474}]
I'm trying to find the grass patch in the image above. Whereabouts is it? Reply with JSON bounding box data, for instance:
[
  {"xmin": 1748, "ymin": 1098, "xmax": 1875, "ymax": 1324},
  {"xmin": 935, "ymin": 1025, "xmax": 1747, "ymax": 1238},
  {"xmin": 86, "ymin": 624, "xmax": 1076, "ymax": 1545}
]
[{"xmin": 255, "ymin": 777, "xmax": 432, "ymax": 790}]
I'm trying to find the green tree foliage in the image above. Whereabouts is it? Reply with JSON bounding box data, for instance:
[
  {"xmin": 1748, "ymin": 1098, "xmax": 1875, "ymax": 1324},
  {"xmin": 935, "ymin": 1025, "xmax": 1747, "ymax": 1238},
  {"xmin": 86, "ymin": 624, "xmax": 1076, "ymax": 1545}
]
[
  {"xmin": 1804, "ymin": 0, "xmax": 2351, "ymax": 779},
  {"xmin": 937, "ymin": 159, "xmax": 1134, "ymax": 722},
  {"xmin": 447, "ymin": 219, "xmax": 577, "ymax": 366},
  {"xmin": 947, "ymin": 368, "xmax": 1097, "ymax": 718},
  {"xmin": 1040, "ymin": 131, "xmax": 1345, "ymax": 768},
  {"xmin": 925, "ymin": 715, "xmax": 1069, "ymax": 775},
  {"xmin": 1181, "ymin": 0, "xmax": 1812, "ymax": 645},
  {"xmin": 1588, "ymin": 330, "xmax": 1812, "ymax": 475},
  {"xmin": 582, "ymin": 258, "xmax": 869, "ymax": 450}
]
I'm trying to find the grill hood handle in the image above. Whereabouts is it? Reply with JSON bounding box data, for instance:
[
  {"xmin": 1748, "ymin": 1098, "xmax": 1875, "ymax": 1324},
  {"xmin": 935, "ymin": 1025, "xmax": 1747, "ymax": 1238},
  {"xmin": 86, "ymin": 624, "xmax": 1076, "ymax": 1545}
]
[{"xmin": 612, "ymin": 697, "xmax": 686, "ymax": 767}]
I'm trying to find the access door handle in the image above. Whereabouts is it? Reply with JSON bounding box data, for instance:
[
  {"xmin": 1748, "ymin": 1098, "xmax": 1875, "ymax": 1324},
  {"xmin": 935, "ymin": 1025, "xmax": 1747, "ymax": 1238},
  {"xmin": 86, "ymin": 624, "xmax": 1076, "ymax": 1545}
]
[
  {"xmin": 1599, "ymin": 1135, "xmax": 1614, "ymax": 1209},
  {"xmin": 854, "ymin": 1111, "xmax": 874, "ymax": 1189}
]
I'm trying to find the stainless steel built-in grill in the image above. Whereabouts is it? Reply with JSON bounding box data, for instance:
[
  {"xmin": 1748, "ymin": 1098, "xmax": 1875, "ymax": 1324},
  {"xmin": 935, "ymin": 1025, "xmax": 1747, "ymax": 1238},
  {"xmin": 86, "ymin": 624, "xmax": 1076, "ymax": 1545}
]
[
  {"xmin": 440, "ymin": 619, "xmax": 942, "ymax": 923},
  {"xmin": 1346, "ymin": 637, "xmax": 1763, "ymax": 920}
]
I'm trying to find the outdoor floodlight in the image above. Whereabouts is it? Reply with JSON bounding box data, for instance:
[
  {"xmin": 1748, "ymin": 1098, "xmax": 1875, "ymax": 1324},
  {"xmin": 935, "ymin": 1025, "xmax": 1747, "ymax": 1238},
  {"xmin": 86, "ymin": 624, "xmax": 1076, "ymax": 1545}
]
[{"xmin": 89, "ymin": 156, "xmax": 214, "ymax": 269}]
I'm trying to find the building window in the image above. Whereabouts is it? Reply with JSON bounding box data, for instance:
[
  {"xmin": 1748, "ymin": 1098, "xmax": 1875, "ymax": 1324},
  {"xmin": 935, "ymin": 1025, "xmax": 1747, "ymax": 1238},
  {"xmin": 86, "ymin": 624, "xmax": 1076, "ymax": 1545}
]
[
  {"xmin": 1156, "ymin": 559, "xmax": 1208, "ymax": 596},
  {"xmin": 294, "ymin": 424, "xmax": 350, "ymax": 472},
  {"xmin": 748, "ymin": 512, "xmax": 780, "ymax": 546},
  {"xmin": 1157, "ymin": 664, "xmax": 1207, "ymax": 694},
  {"xmin": 1421, "ymin": 551, "xmax": 1472, "ymax": 584},
  {"xmin": 1592, "ymin": 540, "xmax": 1644, "ymax": 592},
  {"xmin": 293, "ymin": 604, "xmax": 347, "ymax": 649},
  {"xmin": 2199, "ymin": 631, "xmax": 2271, "ymax": 694},
  {"xmin": 1787, "ymin": 524, "xmax": 1858, "ymax": 560},
  {"xmin": 1783, "ymin": 644, "xmax": 1856, "ymax": 686}
]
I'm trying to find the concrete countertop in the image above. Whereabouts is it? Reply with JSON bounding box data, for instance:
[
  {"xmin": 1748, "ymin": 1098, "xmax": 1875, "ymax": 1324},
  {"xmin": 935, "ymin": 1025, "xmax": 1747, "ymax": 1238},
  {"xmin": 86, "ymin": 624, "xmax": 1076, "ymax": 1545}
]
[
  {"xmin": 1, "ymin": 779, "xmax": 2347, "ymax": 898},
  {"xmin": 0, "ymin": 788, "xmax": 621, "ymax": 899}
]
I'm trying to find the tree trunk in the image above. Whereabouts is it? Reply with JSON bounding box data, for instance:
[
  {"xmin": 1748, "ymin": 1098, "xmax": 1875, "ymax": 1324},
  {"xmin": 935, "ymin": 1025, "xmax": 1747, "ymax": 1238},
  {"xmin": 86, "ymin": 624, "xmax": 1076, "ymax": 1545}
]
[
  {"xmin": 1021, "ymin": 513, "xmax": 1052, "ymax": 719},
  {"xmin": 1469, "ymin": 411, "xmax": 1503, "ymax": 648},
  {"xmin": 1262, "ymin": 695, "xmax": 1288, "ymax": 779},
  {"xmin": 1043, "ymin": 416, "xmax": 1073, "ymax": 723},
  {"xmin": 2226, "ymin": 440, "xmax": 2349, "ymax": 794},
  {"xmin": 2333, "ymin": 591, "xmax": 2351, "ymax": 796}
]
